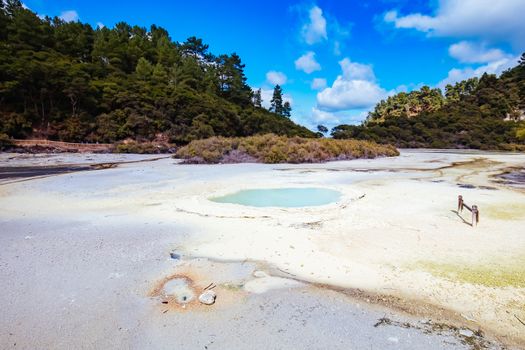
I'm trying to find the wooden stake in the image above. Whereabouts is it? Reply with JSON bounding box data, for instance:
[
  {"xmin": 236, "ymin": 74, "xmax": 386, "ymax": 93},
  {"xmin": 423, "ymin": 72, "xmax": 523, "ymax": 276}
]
[
  {"xmin": 458, "ymin": 195, "xmax": 463, "ymax": 212},
  {"xmin": 472, "ymin": 205, "xmax": 479, "ymax": 226}
]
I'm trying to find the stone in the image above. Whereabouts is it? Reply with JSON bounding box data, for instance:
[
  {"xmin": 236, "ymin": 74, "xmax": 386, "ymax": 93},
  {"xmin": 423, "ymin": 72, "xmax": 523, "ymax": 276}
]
[
  {"xmin": 459, "ymin": 329, "xmax": 474, "ymax": 338},
  {"xmin": 170, "ymin": 250, "xmax": 181, "ymax": 260},
  {"xmin": 198, "ymin": 290, "xmax": 217, "ymax": 305},
  {"xmin": 253, "ymin": 270, "xmax": 268, "ymax": 278}
]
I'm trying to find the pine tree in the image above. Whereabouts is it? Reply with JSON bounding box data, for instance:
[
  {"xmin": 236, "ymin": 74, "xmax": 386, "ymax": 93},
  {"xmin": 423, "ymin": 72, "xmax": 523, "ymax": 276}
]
[
  {"xmin": 152, "ymin": 63, "xmax": 168, "ymax": 83},
  {"xmin": 181, "ymin": 36, "xmax": 210, "ymax": 61},
  {"xmin": 135, "ymin": 57, "xmax": 153, "ymax": 80},
  {"xmin": 282, "ymin": 101, "xmax": 291, "ymax": 118},
  {"xmin": 253, "ymin": 88, "xmax": 262, "ymax": 107},
  {"xmin": 270, "ymin": 85, "xmax": 283, "ymax": 115},
  {"xmin": 216, "ymin": 53, "xmax": 252, "ymax": 105}
]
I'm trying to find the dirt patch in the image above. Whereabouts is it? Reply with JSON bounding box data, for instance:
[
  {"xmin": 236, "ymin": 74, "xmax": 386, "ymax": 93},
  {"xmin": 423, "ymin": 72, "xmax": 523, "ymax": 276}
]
[
  {"xmin": 90, "ymin": 163, "xmax": 118, "ymax": 170},
  {"xmin": 373, "ymin": 316, "xmax": 489, "ymax": 350}
]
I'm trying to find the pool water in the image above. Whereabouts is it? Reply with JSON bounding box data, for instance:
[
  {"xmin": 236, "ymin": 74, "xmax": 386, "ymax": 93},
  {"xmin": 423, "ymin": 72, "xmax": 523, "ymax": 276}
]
[{"xmin": 210, "ymin": 187, "xmax": 341, "ymax": 208}]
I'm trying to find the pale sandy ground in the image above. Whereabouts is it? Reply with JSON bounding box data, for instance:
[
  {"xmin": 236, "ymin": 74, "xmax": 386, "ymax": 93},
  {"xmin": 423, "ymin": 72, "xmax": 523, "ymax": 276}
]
[{"xmin": 0, "ymin": 150, "xmax": 524, "ymax": 349}]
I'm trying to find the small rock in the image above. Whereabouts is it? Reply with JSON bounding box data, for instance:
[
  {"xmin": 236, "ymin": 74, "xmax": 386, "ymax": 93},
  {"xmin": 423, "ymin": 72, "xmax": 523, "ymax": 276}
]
[
  {"xmin": 459, "ymin": 329, "xmax": 474, "ymax": 338},
  {"xmin": 253, "ymin": 270, "xmax": 267, "ymax": 278},
  {"xmin": 170, "ymin": 251, "xmax": 181, "ymax": 260},
  {"xmin": 199, "ymin": 290, "xmax": 217, "ymax": 305}
]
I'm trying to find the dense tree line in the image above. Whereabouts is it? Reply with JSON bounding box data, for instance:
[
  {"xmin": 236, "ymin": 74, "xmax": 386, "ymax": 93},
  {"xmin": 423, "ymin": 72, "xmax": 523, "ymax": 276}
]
[
  {"xmin": 0, "ymin": 1, "xmax": 313, "ymax": 144},
  {"xmin": 332, "ymin": 55, "xmax": 525, "ymax": 149}
]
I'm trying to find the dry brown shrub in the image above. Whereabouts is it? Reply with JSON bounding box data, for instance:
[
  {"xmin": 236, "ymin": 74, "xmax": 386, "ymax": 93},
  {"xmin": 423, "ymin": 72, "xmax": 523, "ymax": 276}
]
[{"xmin": 175, "ymin": 134, "xmax": 399, "ymax": 164}]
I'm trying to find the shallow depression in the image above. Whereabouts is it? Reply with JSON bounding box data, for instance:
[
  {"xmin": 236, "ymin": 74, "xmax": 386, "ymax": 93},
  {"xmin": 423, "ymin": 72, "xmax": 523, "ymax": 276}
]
[
  {"xmin": 210, "ymin": 187, "xmax": 342, "ymax": 208},
  {"xmin": 162, "ymin": 278, "xmax": 195, "ymax": 304}
]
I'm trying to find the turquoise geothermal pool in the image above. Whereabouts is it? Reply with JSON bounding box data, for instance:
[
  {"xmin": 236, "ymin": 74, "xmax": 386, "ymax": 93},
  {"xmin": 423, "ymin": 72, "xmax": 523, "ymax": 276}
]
[{"xmin": 210, "ymin": 187, "xmax": 341, "ymax": 208}]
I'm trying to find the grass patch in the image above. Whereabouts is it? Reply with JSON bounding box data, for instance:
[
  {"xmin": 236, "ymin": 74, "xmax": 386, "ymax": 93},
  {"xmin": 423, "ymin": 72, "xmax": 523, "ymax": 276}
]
[
  {"xmin": 414, "ymin": 258, "xmax": 525, "ymax": 288},
  {"xmin": 485, "ymin": 203, "xmax": 525, "ymax": 220},
  {"xmin": 175, "ymin": 134, "xmax": 399, "ymax": 164}
]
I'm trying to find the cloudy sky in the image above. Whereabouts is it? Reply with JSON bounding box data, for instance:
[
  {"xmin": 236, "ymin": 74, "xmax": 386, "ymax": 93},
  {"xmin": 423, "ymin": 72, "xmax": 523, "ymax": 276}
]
[{"xmin": 24, "ymin": 0, "xmax": 525, "ymax": 130}]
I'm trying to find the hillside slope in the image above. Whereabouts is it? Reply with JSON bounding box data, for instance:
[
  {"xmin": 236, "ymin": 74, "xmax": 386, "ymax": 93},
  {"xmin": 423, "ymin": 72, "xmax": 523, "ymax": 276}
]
[
  {"xmin": 332, "ymin": 55, "xmax": 525, "ymax": 150},
  {"xmin": 0, "ymin": 1, "xmax": 314, "ymax": 144}
]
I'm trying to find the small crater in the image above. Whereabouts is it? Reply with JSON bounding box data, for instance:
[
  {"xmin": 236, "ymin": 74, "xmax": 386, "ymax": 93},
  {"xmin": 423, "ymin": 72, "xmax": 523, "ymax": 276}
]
[
  {"xmin": 163, "ymin": 277, "xmax": 195, "ymax": 304},
  {"xmin": 150, "ymin": 274, "xmax": 198, "ymax": 310}
]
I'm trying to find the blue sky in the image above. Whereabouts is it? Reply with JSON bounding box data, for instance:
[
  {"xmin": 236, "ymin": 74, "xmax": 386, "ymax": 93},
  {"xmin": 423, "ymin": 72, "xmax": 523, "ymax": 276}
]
[{"xmin": 24, "ymin": 0, "xmax": 525, "ymax": 130}]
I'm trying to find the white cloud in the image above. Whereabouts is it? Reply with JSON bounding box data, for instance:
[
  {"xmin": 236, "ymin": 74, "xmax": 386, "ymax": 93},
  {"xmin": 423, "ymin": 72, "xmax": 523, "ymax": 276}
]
[
  {"xmin": 384, "ymin": 0, "xmax": 525, "ymax": 50},
  {"xmin": 96, "ymin": 22, "xmax": 105, "ymax": 29},
  {"xmin": 311, "ymin": 78, "xmax": 327, "ymax": 90},
  {"xmin": 339, "ymin": 58, "xmax": 375, "ymax": 80},
  {"xmin": 317, "ymin": 78, "xmax": 387, "ymax": 111},
  {"xmin": 384, "ymin": 1, "xmax": 524, "ymax": 90},
  {"xmin": 302, "ymin": 6, "xmax": 327, "ymax": 45},
  {"xmin": 295, "ymin": 52, "xmax": 321, "ymax": 74},
  {"xmin": 438, "ymin": 55, "xmax": 520, "ymax": 88},
  {"xmin": 59, "ymin": 10, "xmax": 79, "ymax": 22},
  {"xmin": 312, "ymin": 107, "xmax": 340, "ymax": 123},
  {"xmin": 316, "ymin": 58, "xmax": 387, "ymax": 111},
  {"xmin": 448, "ymin": 41, "xmax": 509, "ymax": 63},
  {"xmin": 265, "ymin": 71, "xmax": 287, "ymax": 86}
]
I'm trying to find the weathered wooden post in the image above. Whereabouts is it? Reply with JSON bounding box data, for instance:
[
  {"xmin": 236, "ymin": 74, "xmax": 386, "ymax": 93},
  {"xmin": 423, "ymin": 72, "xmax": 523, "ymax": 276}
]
[
  {"xmin": 457, "ymin": 195, "xmax": 479, "ymax": 227},
  {"xmin": 471, "ymin": 205, "xmax": 479, "ymax": 226}
]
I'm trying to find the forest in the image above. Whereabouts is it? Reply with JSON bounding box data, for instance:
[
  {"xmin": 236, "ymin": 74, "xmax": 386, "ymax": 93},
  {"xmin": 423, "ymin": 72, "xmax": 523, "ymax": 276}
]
[
  {"xmin": 331, "ymin": 55, "xmax": 525, "ymax": 150},
  {"xmin": 0, "ymin": 0, "xmax": 314, "ymax": 146}
]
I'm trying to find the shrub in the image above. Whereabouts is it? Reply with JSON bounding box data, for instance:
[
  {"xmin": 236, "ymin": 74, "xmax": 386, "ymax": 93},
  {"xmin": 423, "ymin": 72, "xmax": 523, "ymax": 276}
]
[
  {"xmin": 175, "ymin": 134, "xmax": 399, "ymax": 164},
  {"xmin": 0, "ymin": 133, "xmax": 13, "ymax": 151},
  {"xmin": 114, "ymin": 139, "xmax": 172, "ymax": 154}
]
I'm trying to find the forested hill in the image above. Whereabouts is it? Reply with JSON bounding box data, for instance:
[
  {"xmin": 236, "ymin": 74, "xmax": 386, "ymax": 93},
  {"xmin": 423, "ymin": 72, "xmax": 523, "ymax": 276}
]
[
  {"xmin": 332, "ymin": 55, "xmax": 525, "ymax": 150},
  {"xmin": 0, "ymin": 1, "xmax": 314, "ymax": 144}
]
